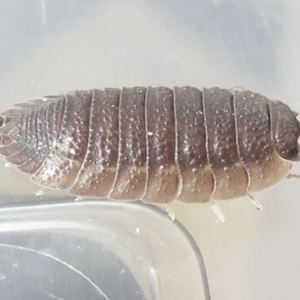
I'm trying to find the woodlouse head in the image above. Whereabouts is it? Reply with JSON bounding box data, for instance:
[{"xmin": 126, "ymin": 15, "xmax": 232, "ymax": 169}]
[{"xmin": 272, "ymin": 101, "xmax": 300, "ymax": 162}]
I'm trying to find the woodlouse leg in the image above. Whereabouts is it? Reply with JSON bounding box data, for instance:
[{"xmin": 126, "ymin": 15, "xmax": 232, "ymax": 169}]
[
  {"xmin": 74, "ymin": 196, "xmax": 84, "ymax": 201},
  {"xmin": 247, "ymin": 193, "xmax": 263, "ymax": 211},
  {"xmin": 286, "ymin": 173, "xmax": 300, "ymax": 179},
  {"xmin": 0, "ymin": 134, "xmax": 13, "ymax": 146},
  {"xmin": 4, "ymin": 162, "xmax": 13, "ymax": 168},
  {"xmin": 210, "ymin": 201, "xmax": 225, "ymax": 223},
  {"xmin": 164, "ymin": 204, "xmax": 176, "ymax": 222},
  {"xmin": 35, "ymin": 187, "xmax": 51, "ymax": 196}
]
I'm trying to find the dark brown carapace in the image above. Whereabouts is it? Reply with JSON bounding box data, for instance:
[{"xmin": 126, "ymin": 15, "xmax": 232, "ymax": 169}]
[{"xmin": 0, "ymin": 87, "xmax": 299, "ymax": 203}]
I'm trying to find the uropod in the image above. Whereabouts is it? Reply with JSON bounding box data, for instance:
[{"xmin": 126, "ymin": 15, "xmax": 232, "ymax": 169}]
[{"xmin": 0, "ymin": 86, "xmax": 299, "ymax": 208}]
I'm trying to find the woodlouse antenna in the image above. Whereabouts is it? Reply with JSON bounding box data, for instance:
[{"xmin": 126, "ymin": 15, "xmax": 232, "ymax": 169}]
[{"xmin": 287, "ymin": 173, "xmax": 300, "ymax": 180}]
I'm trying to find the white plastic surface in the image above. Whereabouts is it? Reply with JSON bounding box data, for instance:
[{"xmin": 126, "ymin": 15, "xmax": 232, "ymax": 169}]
[
  {"xmin": 0, "ymin": 1, "xmax": 300, "ymax": 300},
  {"xmin": 0, "ymin": 201, "xmax": 210, "ymax": 300}
]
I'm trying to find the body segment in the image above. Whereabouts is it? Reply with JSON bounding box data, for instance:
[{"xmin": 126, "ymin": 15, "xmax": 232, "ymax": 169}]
[
  {"xmin": 174, "ymin": 87, "xmax": 213, "ymax": 203},
  {"xmin": 0, "ymin": 86, "xmax": 298, "ymax": 203},
  {"xmin": 203, "ymin": 88, "xmax": 248, "ymax": 199},
  {"xmin": 70, "ymin": 88, "xmax": 120, "ymax": 197},
  {"xmin": 108, "ymin": 87, "xmax": 147, "ymax": 200}
]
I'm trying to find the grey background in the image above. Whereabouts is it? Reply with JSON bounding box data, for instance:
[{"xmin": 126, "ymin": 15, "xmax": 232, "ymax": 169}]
[{"xmin": 0, "ymin": 0, "xmax": 300, "ymax": 299}]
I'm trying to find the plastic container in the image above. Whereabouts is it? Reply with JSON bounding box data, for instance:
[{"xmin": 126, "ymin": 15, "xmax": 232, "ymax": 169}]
[{"xmin": 0, "ymin": 200, "xmax": 210, "ymax": 300}]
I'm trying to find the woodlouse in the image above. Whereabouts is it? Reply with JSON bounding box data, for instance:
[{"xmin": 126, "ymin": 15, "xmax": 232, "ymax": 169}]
[{"xmin": 0, "ymin": 86, "xmax": 299, "ymax": 204}]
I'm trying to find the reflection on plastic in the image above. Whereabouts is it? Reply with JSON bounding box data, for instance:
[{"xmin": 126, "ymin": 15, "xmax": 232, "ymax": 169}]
[{"xmin": 0, "ymin": 201, "xmax": 210, "ymax": 300}]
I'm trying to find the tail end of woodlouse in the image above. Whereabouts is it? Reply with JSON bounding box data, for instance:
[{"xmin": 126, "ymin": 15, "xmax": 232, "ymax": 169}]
[
  {"xmin": 0, "ymin": 115, "xmax": 5, "ymax": 127},
  {"xmin": 0, "ymin": 99, "xmax": 44, "ymax": 129},
  {"xmin": 0, "ymin": 114, "xmax": 15, "ymax": 147},
  {"xmin": 0, "ymin": 116, "xmax": 13, "ymax": 147},
  {"xmin": 0, "ymin": 134, "xmax": 13, "ymax": 146},
  {"xmin": 0, "ymin": 114, "xmax": 23, "ymax": 156}
]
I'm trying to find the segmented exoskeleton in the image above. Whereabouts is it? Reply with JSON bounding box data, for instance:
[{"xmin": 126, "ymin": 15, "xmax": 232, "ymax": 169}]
[{"xmin": 0, "ymin": 86, "xmax": 299, "ymax": 203}]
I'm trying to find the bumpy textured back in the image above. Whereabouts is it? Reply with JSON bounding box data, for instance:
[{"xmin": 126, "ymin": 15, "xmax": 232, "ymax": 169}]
[{"xmin": 0, "ymin": 86, "xmax": 298, "ymax": 203}]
